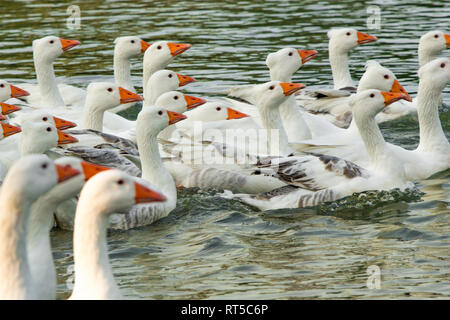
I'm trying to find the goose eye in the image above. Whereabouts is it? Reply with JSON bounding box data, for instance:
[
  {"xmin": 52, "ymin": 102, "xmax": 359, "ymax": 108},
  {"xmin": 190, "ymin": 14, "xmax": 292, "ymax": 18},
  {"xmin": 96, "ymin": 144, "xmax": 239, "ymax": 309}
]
[
  {"xmin": 158, "ymin": 110, "xmax": 163, "ymax": 115},
  {"xmin": 0, "ymin": 84, "xmax": 4, "ymax": 88},
  {"xmin": 168, "ymin": 74, "xmax": 173, "ymax": 78},
  {"xmin": 288, "ymin": 52, "xmax": 293, "ymax": 56},
  {"xmin": 216, "ymin": 107, "xmax": 221, "ymax": 111},
  {"xmin": 49, "ymin": 40, "xmax": 54, "ymax": 44},
  {"xmin": 43, "ymin": 117, "xmax": 48, "ymax": 121},
  {"xmin": 440, "ymin": 63, "xmax": 446, "ymax": 68},
  {"xmin": 174, "ymin": 95, "xmax": 179, "ymax": 100},
  {"xmin": 269, "ymin": 86, "xmax": 274, "ymax": 90},
  {"xmin": 434, "ymin": 34, "xmax": 439, "ymax": 38},
  {"xmin": 131, "ymin": 40, "xmax": 135, "ymax": 43},
  {"xmin": 117, "ymin": 179, "xmax": 124, "ymax": 185},
  {"xmin": 41, "ymin": 163, "xmax": 48, "ymax": 169},
  {"xmin": 107, "ymin": 88, "xmax": 113, "ymax": 92},
  {"xmin": 384, "ymin": 75, "xmax": 389, "ymax": 79},
  {"xmin": 46, "ymin": 127, "xmax": 52, "ymax": 132},
  {"xmin": 157, "ymin": 45, "xmax": 162, "ymax": 50},
  {"xmin": 370, "ymin": 93, "xmax": 375, "ymax": 98},
  {"xmin": 346, "ymin": 32, "xmax": 351, "ymax": 36}
]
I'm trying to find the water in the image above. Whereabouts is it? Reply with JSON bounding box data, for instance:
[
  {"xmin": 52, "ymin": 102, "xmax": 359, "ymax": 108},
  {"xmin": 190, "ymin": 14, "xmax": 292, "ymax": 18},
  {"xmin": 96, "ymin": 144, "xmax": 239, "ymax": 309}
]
[{"xmin": 1, "ymin": 0, "xmax": 449, "ymax": 299}]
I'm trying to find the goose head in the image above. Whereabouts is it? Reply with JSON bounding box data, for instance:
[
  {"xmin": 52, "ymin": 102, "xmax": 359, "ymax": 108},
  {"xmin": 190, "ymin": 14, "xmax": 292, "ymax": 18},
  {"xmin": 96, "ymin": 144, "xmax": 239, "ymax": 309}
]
[
  {"xmin": 18, "ymin": 122, "xmax": 78, "ymax": 156},
  {"xmin": 0, "ymin": 122, "xmax": 21, "ymax": 139},
  {"xmin": 328, "ymin": 28, "xmax": 377, "ymax": 53},
  {"xmin": 358, "ymin": 61, "xmax": 411, "ymax": 101},
  {"xmin": 254, "ymin": 81, "xmax": 306, "ymax": 110},
  {"xmin": 155, "ymin": 91, "xmax": 206, "ymax": 113},
  {"xmin": 15, "ymin": 110, "xmax": 77, "ymax": 130},
  {"xmin": 183, "ymin": 101, "xmax": 249, "ymax": 122},
  {"xmin": 5, "ymin": 154, "xmax": 80, "ymax": 201},
  {"xmin": 49, "ymin": 157, "xmax": 110, "ymax": 202},
  {"xmin": 0, "ymin": 80, "xmax": 29, "ymax": 102},
  {"xmin": 145, "ymin": 70, "xmax": 195, "ymax": 104},
  {"xmin": 85, "ymin": 82, "xmax": 143, "ymax": 111},
  {"xmin": 114, "ymin": 36, "xmax": 150, "ymax": 59},
  {"xmin": 351, "ymin": 89, "xmax": 410, "ymax": 120},
  {"xmin": 137, "ymin": 106, "xmax": 187, "ymax": 137},
  {"xmin": 419, "ymin": 30, "xmax": 450, "ymax": 64},
  {"xmin": 266, "ymin": 48, "xmax": 318, "ymax": 81},
  {"xmin": 32, "ymin": 36, "xmax": 80, "ymax": 63},
  {"xmin": 143, "ymin": 41, "xmax": 191, "ymax": 71},
  {"xmin": 79, "ymin": 169, "xmax": 166, "ymax": 216},
  {"xmin": 418, "ymin": 57, "xmax": 450, "ymax": 92}
]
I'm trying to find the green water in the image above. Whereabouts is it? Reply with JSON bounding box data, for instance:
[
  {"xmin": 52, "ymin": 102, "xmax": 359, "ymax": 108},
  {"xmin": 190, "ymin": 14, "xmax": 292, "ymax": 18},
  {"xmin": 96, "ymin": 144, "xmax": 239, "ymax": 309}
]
[{"xmin": 0, "ymin": 0, "xmax": 449, "ymax": 299}]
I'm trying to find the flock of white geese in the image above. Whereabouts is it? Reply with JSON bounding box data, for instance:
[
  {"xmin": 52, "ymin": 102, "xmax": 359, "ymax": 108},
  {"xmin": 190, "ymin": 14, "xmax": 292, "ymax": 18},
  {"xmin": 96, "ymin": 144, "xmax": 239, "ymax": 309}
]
[{"xmin": 0, "ymin": 27, "xmax": 449, "ymax": 299}]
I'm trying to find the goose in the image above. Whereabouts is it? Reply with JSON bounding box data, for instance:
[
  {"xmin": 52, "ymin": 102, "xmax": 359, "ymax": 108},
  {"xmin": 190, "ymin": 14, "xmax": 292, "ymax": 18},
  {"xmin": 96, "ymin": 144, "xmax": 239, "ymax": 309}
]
[
  {"xmin": 108, "ymin": 36, "xmax": 150, "ymax": 114},
  {"xmin": 27, "ymin": 157, "xmax": 109, "ymax": 300},
  {"xmin": 142, "ymin": 41, "xmax": 191, "ymax": 100},
  {"xmin": 226, "ymin": 47, "xmax": 318, "ymax": 141},
  {"xmin": 1, "ymin": 102, "xmax": 22, "ymax": 116},
  {"xmin": 0, "ymin": 80, "xmax": 30, "ymax": 102},
  {"xmin": 300, "ymin": 30, "xmax": 450, "ymax": 125},
  {"xmin": 0, "ymin": 154, "xmax": 80, "ymax": 299},
  {"xmin": 69, "ymin": 169, "xmax": 166, "ymax": 299},
  {"xmin": 53, "ymin": 108, "xmax": 186, "ymax": 230},
  {"xmin": 223, "ymin": 90, "xmax": 412, "ymax": 211},
  {"xmin": 299, "ymin": 57, "xmax": 450, "ymax": 180},
  {"xmin": 0, "ymin": 121, "xmax": 78, "ymax": 170},
  {"xmin": 162, "ymin": 81, "xmax": 306, "ymax": 194},
  {"xmin": 19, "ymin": 36, "xmax": 81, "ymax": 108},
  {"xmin": 294, "ymin": 60, "xmax": 412, "ymax": 143}
]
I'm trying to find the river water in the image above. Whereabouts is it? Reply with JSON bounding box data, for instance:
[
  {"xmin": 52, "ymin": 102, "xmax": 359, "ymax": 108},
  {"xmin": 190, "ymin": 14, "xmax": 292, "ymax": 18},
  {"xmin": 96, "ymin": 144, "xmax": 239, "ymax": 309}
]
[{"xmin": 0, "ymin": 0, "xmax": 449, "ymax": 299}]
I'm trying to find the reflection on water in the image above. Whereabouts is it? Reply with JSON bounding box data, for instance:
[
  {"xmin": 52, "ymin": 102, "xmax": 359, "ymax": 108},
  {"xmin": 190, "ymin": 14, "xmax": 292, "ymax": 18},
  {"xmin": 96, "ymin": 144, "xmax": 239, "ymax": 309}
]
[{"xmin": 0, "ymin": 0, "xmax": 448, "ymax": 299}]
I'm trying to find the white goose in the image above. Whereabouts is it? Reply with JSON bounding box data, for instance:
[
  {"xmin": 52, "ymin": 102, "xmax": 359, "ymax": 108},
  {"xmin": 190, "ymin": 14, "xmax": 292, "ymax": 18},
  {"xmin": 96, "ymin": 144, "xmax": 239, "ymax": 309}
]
[
  {"xmin": 226, "ymin": 47, "xmax": 318, "ymax": 141},
  {"xmin": 19, "ymin": 36, "xmax": 81, "ymax": 108},
  {"xmin": 300, "ymin": 57, "xmax": 450, "ymax": 180},
  {"xmin": 224, "ymin": 90, "xmax": 412, "ymax": 211},
  {"xmin": 54, "ymin": 107, "xmax": 186, "ymax": 230},
  {"xmin": 69, "ymin": 170, "xmax": 166, "ymax": 299},
  {"xmin": 0, "ymin": 80, "xmax": 30, "ymax": 102},
  {"xmin": 0, "ymin": 154, "xmax": 80, "ymax": 299},
  {"xmin": 0, "ymin": 121, "xmax": 78, "ymax": 170},
  {"xmin": 142, "ymin": 41, "xmax": 191, "ymax": 100},
  {"xmin": 27, "ymin": 157, "xmax": 109, "ymax": 300}
]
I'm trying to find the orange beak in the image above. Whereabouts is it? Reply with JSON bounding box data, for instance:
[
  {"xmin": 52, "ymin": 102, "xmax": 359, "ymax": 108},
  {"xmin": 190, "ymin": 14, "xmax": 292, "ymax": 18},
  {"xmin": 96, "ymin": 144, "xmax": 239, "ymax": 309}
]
[
  {"xmin": 10, "ymin": 84, "xmax": 29, "ymax": 98},
  {"xmin": 53, "ymin": 116, "xmax": 77, "ymax": 130},
  {"xmin": 59, "ymin": 38, "xmax": 81, "ymax": 52},
  {"xmin": 298, "ymin": 49, "xmax": 318, "ymax": 64},
  {"xmin": 0, "ymin": 114, "xmax": 6, "ymax": 121},
  {"xmin": 167, "ymin": 42, "xmax": 192, "ymax": 57},
  {"xmin": 141, "ymin": 40, "xmax": 151, "ymax": 53},
  {"xmin": 445, "ymin": 34, "xmax": 450, "ymax": 47},
  {"xmin": 167, "ymin": 110, "xmax": 187, "ymax": 125},
  {"xmin": 176, "ymin": 73, "xmax": 196, "ymax": 87},
  {"xmin": 57, "ymin": 130, "xmax": 78, "ymax": 145},
  {"xmin": 184, "ymin": 95, "xmax": 206, "ymax": 110},
  {"xmin": 280, "ymin": 82, "xmax": 306, "ymax": 96},
  {"xmin": 1, "ymin": 122, "xmax": 21, "ymax": 137},
  {"xmin": 227, "ymin": 107, "xmax": 249, "ymax": 120},
  {"xmin": 55, "ymin": 164, "xmax": 81, "ymax": 183},
  {"xmin": 80, "ymin": 161, "xmax": 111, "ymax": 181},
  {"xmin": 118, "ymin": 87, "xmax": 144, "ymax": 104},
  {"xmin": 390, "ymin": 79, "xmax": 412, "ymax": 102},
  {"xmin": 0, "ymin": 102, "xmax": 21, "ymax": 115},
  {"xmin": 134, "ymin": 181, "xmax": 167, "ymax": 204},
  {"xmin": 381, "ymin": 91, "xmax": 409, "ymax": 106},
  {"xmin": 356, "ymin": 31, "xmax": 377, "ymax": 45}
]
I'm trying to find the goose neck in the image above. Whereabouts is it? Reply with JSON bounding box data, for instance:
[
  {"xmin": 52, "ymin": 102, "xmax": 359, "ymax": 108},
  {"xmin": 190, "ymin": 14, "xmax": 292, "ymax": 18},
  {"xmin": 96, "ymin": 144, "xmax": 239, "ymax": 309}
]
[
  {"xmin": 258, "ymin": 102, "xmax": 292, "ymax": 156},
  {"xmin": 83, "ymin": 99, "xmax": 105, "ymax": 131},
  {"xmin": 329, "ymin": 44, "xmax": 353, "ymax": 89},
  {"xmin": 34, "ymin": 56, "xmax": 64, "ymax": 107},
  {"xmin": 114, "ymin": 54, "xmax": 133, "ymax": 91},
  {"xmin": 416, "ymin": 81, "xmax": 449, "ymax": 153}
]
